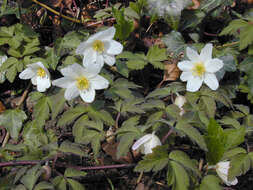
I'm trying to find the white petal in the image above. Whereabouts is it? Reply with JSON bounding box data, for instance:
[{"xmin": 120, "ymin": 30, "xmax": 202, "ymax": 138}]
[
  {"xmin": 200, "ymin": 43, "xmax": 213, "ymax": 61},
  {"xmin": 87, "ymin": 27, "xmax": 116, "ymax": 43},
  {"xmin": 31, "ymin": 77, "xmax": 37, "ymax": 85},
  {"xmin": 226, "ymin": 178, "xmax": 238, "ymax": 186},
  {"xmin": 105, "ymin": 40, "xmax": 123, "ymax": 55},
  {"xmin": 180, "ymin": 71, "xmax": 193, "ymax": 82},
  {"xmin": 103, "ymin": 54, "xmax": 116, "ymax": 66},
  {"xmin": 52, "ymin": 77, "xmax": 75, "ymax": 88},
  {"xmin": 76, "ymin": 41, "xmax": 91, "ymax": 55},
  {"xmin": 64, "ymin": 83, "xmax": 79, "ymax": 100},
  {"xmin": 204, "ymin": 73, "xmax": 219, "ymax": 90},
  {"xmin": 186, "ymin": 47, "xmax": 199, "ymax": 61},
  {"xmin": 95, "ymin": 55, "xmax": 104, "ymax": 68},
  {"xmin": 19, "ymin": 68, "xmax": 36, "ymax": 80},
  {"xmin": 83, "ymin": 62, "xmax": 102, "ymax": 76},
  {"xmin": 61, "ymin": 63, "xmax": 84, "ymax": 78},
  {"xmin": 79, "ymin": 88, "xmax": 95, "ymax": 103},
  {"xmin": 0, "ymin": 55, "xmax": 7, "ymax": 65},
  {"xmin": 177, "ymin": 61, "xmax": 194, "ymax": 71},
  {"xmin": 37, "ymin": 77, "xmax": 51, "ymax": 92},
  {"xmin": 132, "ymin": 134, "xmax": 153, "ymax": 151},
  {"xmin": 186, "ymin": 77, "xmax": 203, "ymax": 92},
  {"xmin": 83, "ymin": 48, "xmax": 97, "ymax": 66},
  {"xmin": 89, "ymin": 75, "xmax": 109, "ymax": 90},
  {"xmin": 205, "ymin": 58, "xmax": 224, "ymax": 73}
]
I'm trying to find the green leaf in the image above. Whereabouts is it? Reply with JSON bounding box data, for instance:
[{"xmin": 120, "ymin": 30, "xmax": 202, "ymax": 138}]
[
  {"xmin": 200, "ymin": 96, "xmax": 216, "ymax": 118},
  {"xmin": 52, "ymin": 176, "xmax": 67, "ymax": 190},
  {"xmin": 20, "ymin": 165, "xmax": 43, "ymax": 190},
  {"xmin": 219, "ymin": 19, "xmax": 248, "ymax": 36},
  {"xmin": 204, "ymin": 119, "xmax": 227, "ymax": 164},
  {"xmin": 215, "ymin": 55, "xmax": 237, "ymax": 81},
  {"xmin": 64, "ymin": 168, "xmax": 87, "ymax": 178},
  {"xmin": 45, "ymin": 47, "xmax": 60, "ymax": 70},
  {"xmin": 176, "ymin": 122, "xmax": 207, "ymax": 151},
  {"xmin": 199, "ymin": 175, "xmax": 222, "ymax": 190},
  {"xmin": 59, "ymin": 140, "xmax": 87, "ymax": 157},
  {"xmin": 169, "ymin": 150, "xmax": 200, "ymax": 176},
  {"xmin": 224, "ymin": 127, "xmax": 245, "ymax": 150},
  {"xmin": 14, "ymin": 167, "xmax": 28, "ymax": 184},
  {"xmin": 146, "ymin": 45, "xmax": 167, "ymax": 69},
  {"xmin": 0, "ymin": 109, "xmax": 27, "ymax": 140},
  {"xmin": 13, "ymin": 184, "xmax": 27, "ymax": 190},
  {"xmin": 0, "ymin": 25, "xmax": 14, "ymax": 37},
  {"xmin": 50, "ymin": 89, "xmax": 66, "ymax": 119},
  {"xmin": 228, "ymin": 153, "xmax": 251, "ymax": 180},
  {"xmin": 168, "ymin": 160, "xmax": 190, "ymax": 190},
  {"xmin": 222, "ymin": 147, "xmax": 247, "ymax": 160},
  {"xmin": 0, "ymin": 57, "xmax": 20, "ymax": 83},
  {"xmin": 134, "ymin": 145, "xmax": 169, "ymax": 172},
  {"xmin": 34, "ymin": 182, "xmax": 54, "ymax": 190},
  {"xmin": 116, "ymin": 60, "xmax": 129, "ymax": 77},
  {"xmin": 240, "ymin": 24, "xmax": 253, "ymax": 50},
  {"xmin": 34, "ymin": 96, "xmax": 51, "ymax": 128},
  {"xmin": 112, "ymin": 7, "xmax": 134, "ymax": 41},
  {"xmin": 162, "ymin": 31, "xmax": 185, "ymax": 55},
  {"xmin": 67, "ymin": 179, "xmax": 85, "ymax": 190}
]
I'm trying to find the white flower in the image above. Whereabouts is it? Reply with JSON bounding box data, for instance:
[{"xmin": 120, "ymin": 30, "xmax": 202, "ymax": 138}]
[
  {"xmin": 52, "ymin": 63, "xmax": 109, "ymax": 103},
  {"xmin": 174, "ymin": 95, "xmax": 186, "ymax": 116},
  {"xmin": 0, "ymin": 55, "xmax": 7, "ymax": 82},
  {"xmin": 132, "ymin": 132, "xmax": 162, "ymax": 155},
  {"xmin": 178, "ymin": 44, "xmax": 224, "ymax": 92},
  {"xmin": 76, "ymin": 27, "xmax": 123, "ymax": 70},
  {"xmin": 215, "ymin": 161, "xmax": 238, "ymax": 186},
  {"xmin": 19, "ymin": 62, "xmax": 51, "ymax": 92}
]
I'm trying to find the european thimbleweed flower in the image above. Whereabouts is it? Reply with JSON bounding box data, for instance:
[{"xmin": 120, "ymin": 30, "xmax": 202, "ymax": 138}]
[
  {"xmin": 209, "ymin": 161, "xmax": 238, "ymax": 186},
  {"xmin": 178, "ymin": 44, "xmax": 224, "ymax": 92},
  {"xmin": 19, "ymin": 62, "xmax": 51, "ymax": 92},
  {"xmin": 132, "ymin": 132, "xmax": 162, "ymax": 155},
  {"xmin": 76, "ymin": 27, "xmax": 123, "ymax": 70},
  {"xmin": 52, "ymin": 63, "xmax": 109, "ymax": 103},
  {"xmin": 0, "ymin": 55, "xmax": 7, "ymax": 82},
  {"xmin": 174, "ymin": 95, "xmax": 186, "ymax": 116}
]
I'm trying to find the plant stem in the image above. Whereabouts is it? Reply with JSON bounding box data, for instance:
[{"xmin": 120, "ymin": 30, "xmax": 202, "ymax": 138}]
[{"xmin": 161, "ymin": 128, "xmax": 173, "ymax": 144}]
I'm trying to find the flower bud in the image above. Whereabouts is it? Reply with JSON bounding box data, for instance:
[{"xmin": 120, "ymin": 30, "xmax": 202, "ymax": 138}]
[
  {"xmin": 174, "ymin": 95, "xmax": 186, "ymax": 108},
  {"xmin": 132, "ymin": 132, "xmax": 161, "ymax": 155}
]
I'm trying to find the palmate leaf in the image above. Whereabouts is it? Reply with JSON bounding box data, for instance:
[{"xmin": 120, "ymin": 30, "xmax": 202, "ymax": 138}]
[
  {"xmin": 0, "ymin": 109, "xmax": 27, "ymax": 140},
  {"xmin": 146, "ymin": 45, "xmax": 167, "ymax": 69},
  {"xmin": 204, "ymin": 119, "xmax": 227, "ymax": 165},
  {"xmin": 67, "ymin": 179, "xmax": 85, "ymax": 190},
  {"xmin": 135, "ymin": 145, "xmax": 169, "ymax": 172},
  {"xmin": 59, "ymin": 140, "xmax": 87, "ymax": 157},
  {"xmin": 52, "ymin": 176, "xmax": 67, "ymax": 190},
  {"xmin": 198, "ymin": 175, "xmax": 222, "ymax": 190},
  {"xmin": 0, "ymin": 57, "xmax": 21, "ymax": 82},
  {"xmin": 117, "ymin": 116, "xmax": 142, "ymax": 158},
  {"xmin": 50, "ymin": 89, "xmax": 66, "ymax": 120},
  {"xmin": 20, "ymin": 165, "xmax": 43, "ymax": 190},
  {"xmin": 34, "ymin": 182, "xmax": 54, "ymax": 190}
]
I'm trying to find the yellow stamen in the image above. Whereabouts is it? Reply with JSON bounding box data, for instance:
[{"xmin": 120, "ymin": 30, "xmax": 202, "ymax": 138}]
[
  {"xmin": 76, "ymin": 76, "xmax": 89, "ymax": 90},
  {"xmin": 192, "ymin": 62, "xmax": 205, "ymax": 77},
  {"xmin": 37, "ymin": 67, "xmax": 46, "ymax": 78},
  {"xmin": 92, "ymin": 40, "xmax": 104, "ymax": 53}
]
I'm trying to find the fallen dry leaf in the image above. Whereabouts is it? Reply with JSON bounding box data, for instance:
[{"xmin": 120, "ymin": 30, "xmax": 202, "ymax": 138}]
[
  {"xmin": 0, "ymin": 101, "xmax": 6, "ymax": 113},
  {"xmin": 163, "ymin": 63, "xmax": 181, "ymax": 81}
]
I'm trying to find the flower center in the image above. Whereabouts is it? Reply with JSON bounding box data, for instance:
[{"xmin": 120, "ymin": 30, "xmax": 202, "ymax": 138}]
[
  {"xmin": 76, "ymin": 76, "xmax": 89, "ymax": 90},
  {"xmin": 37, "ymin": 67, "xmax": 46, "ymax": 78},
  {"xmin": 192, "ymin": 62, "xmax": 205, "ymax": 77},
  {"xmin": 92, "ymin": 40, "xmax": 104, "ymax": 53}
]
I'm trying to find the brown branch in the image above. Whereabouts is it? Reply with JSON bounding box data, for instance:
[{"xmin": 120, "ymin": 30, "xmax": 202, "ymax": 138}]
[{"xmin": 161, "ymin": 128, "xmax": 174, "ymax": 144}]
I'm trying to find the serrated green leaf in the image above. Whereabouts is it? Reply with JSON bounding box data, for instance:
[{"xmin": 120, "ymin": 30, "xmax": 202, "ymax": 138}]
[
  {"xmin": 162, "ymin": 31, "xmax": 185, "ymax": 55},
  {"xmin": 205, "ymin": 119, "xmax": 227, "ymax": 164},
  {"xmin": 147, "ymin": 46, "xmax": 167, "ymax": 69},
  {"xmin": 134, "ymin": 145, "xmax": 169, "ymax": 172},
  {"xmin": 59, "ymin": 140, "xmax": 87, "ymax": 157},
  {"xmin": 228, "ymin": 153, "xmax": 251, "ymax": 180},
  {"xmin": 216, "ymin": 55, "xmax": 237, "ymax": 81},
  {"xmin": 169, "ymin": 150, "xmax": 200, "ymax": 176},
  {"xmin": 199, "ymin": 175, "xmax": 222, "ymax": 190},
  {"xmin": 45, "ymin": 47, "xmax": 60, "ymax": 70},
  {"xmin": 176, "ymin": 122, "xmax": 207, "ymax": 151},
  {"xmin": 67, "ymin": 179, "xmax": 85, "ymax": 190},
  {"xmin": 219, "ymin": 116, "xmax": 241, "ymax": 129},
  {"xmin": 219, "ymin": 19, "xmax": 248, "ymax": 36},
  {"xmin": 200, "ymin": 96, "xmax": 216, "ymax": 118},
  {"xmin": 14, "ymin": 167, "xmax": 28, "ymax": 184},
  {"xmin": 34, "ymin": 182, "xmax": 54, "ymax": 190},
  {"xmin": 240, "ymin": 24, "xmax": 253, "ymax": 50},
  {"xmin": 0, "ymin": 109, "xmax": 27, "ymax": 140},
  {"xmin": 52, "ymin": 176, "xmax": 67, "ymax": 190},
  {"xmin": 64, "ymin": 168, "xmax": 87, "ymax": 178},
  {"xmin": 50, "ymin": 89, "xmax": 66, "ymax": 119},
  {"xmin": 115, "ymin": 60, "xmax": 129, "ymax": 77},
  {"xmin": 0, "ymin": 25, "xmax": 14, "ymax": 37},
  {"xmin": 20, "ymin": 165, "xmax": 42, "ymax": 190},
  {"xmin": 13, "ymin": 184, "xmax": 27, "ymax": 190},
  {"xmin": 34, "ymin": 96, "xmax": 51, "ymax": 128},
  {"xmin": 222, "ymin": 147, "xmax": 247, "ymax": 160},
  {"xmin": 141, "ymin": 99, "xmax": 165, "ymax": 110},
  {"xmin": 224, "ymin": 127, "xmax": 245, "ymax": 150},
  {"xmin": 127, "ymin": 59, "xmax": 147, "ymax": 70}
]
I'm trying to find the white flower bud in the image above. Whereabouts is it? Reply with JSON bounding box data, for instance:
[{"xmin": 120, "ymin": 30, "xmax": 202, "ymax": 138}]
[
  {"xmin": 132, "ymin": 132, "xmax": 161, "ymax": 155},
  {"xmin": 174, "ymin": 95, "xmax": 186, "ymax": 108}
]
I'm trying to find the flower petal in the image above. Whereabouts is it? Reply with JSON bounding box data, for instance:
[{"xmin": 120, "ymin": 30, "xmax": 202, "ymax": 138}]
[
  {"xmin": 37, "ymin": 77, "xmax": 51, "ymax": 92},
  {"xmin": 90, "ymin": 75, "xmax": 109, "ymax": 90},
  {"xmin": 186, "ymin": 76, "xmax": 203, "ymax": 92},
  {"xmin": 132, "ymin": 134, "xmax": 153, "ymax": 151},
  {"xmin": 96, "ymin": 54, "xmax": 104, "ymax": 68},
  {"xmin": 186, "ymin": 47, "xmax": 199, "ymax": 61},
  {"xmin": 64, "ymin": 83, "xmax": 79, "ymax": 100},
  {"xmin": 61, "ymin": 63, "xmax": 84, "ymax": 78},
  {"xmin": 103, "ymin": 54, "xmax": 115, "ymax": 66},
  {"xmin": 204, "ymin": 73, "xmax": 219, "ymax": 90},
  {"xmin": 177, "ymin": 60, "xmax": 194, "ymax": 71},
  {"xmin": 180, "ymin": 71, "xmax": 193, "ymax": 82},
  {"xmin": 19, "ymin": 68, "xmax": 36, "ymax": 80},
  {"xmin": 76, "ymin": 41, "xmax": 91, "ymax": 55},
  {"xmin": 105, "ymin": 40, "xmax": 123, "ymax": 55},
  {"xmin": 83, "ymin": 48, "xmax": 97, "ymax": 66},
  {"xmin": 86, "ymin": 27, "xmax": 116, "ymax": 44},
  {"xmin": 79, "ymin": 88, "xmax": 95, "ymax": 103},
  {"xmin": 52, "ymin": 77, "xmax": 75, "ymax": 88},
  {"xmin": 200, "ymin": 43, "xmax": 213, "ymax": 61},
  {"xmin": 0, "ymin": 55, "xmax": 7, "ymax": 65},
  {"xmin": 205, "ymin": 58, "xmax": 224, "ymax": 73},
  {"xmin": 226, "ymin": 178, "xmax": 238, "ymax": 186}
]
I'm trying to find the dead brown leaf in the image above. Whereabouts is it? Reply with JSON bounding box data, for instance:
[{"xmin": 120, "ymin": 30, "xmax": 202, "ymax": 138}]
[
  {"xmin": 0, "ymin": 101, "xmax": 6, "ymax": 113},
  {"xmin": 163, "ymin": 63, "xmax": 181, "ymax": 81}
]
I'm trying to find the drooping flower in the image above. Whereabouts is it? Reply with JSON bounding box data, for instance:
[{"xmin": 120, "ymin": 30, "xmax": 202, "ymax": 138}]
[
  {"xmin": 19, "ymin": 62, "xmax": 51, "ymax": 92},
  {"xmin": 52, "ymin": 63, "xmax": 109, "ymax": 103},
  {"xmin": 76, "ymin": 27, "xmax": 123, "ymax": 70},
  {"xmin": 0, "ymin": 55, "xmax": 7, "ymax": 82},
  {"xmin": 174, "ymin": 94, "xmax": 186, "ymax": 116},
  {"xmin": 215, "ymin": 161, "xmax": 238, "ymax": 186},
  {"xmin": 177, "ymin": 44, "xmax": 224, "ymax": 92},
  {"xmin": 132, "ymin": 132, "xmax": 162, "ymax": 155}
]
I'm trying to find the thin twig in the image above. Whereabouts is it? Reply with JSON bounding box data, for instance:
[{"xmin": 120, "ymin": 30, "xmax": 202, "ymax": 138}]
[
  {"xmin": 0, "ymin": 159, "xmax": 48, "ymax": 167},
  {"xmin": 161, "ymin": 128, "xmax": 173, "ymax": 144},
  {"xmin": 115, "ymin": 112, "xmax": 121, "ymax": 129}
]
